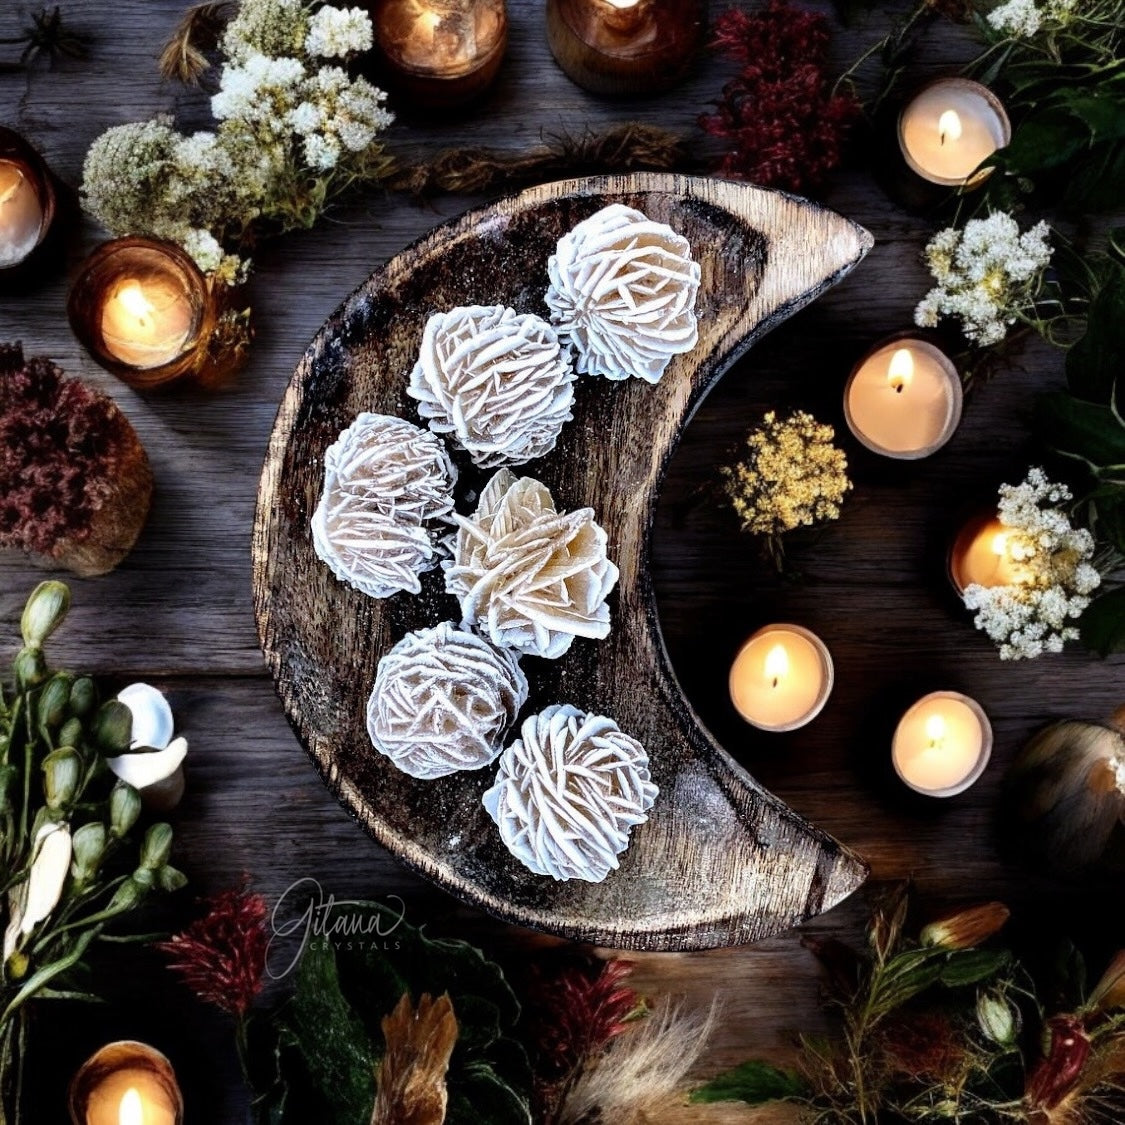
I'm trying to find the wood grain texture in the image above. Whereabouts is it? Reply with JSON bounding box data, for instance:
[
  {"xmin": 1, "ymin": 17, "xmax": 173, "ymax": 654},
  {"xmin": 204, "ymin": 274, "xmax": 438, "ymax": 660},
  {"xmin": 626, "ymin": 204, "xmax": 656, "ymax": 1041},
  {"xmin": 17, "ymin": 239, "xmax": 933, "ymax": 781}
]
[
  {"xmin": 253, "ymin": 173, "xmax": 872, "ymax": 950},
  {"xmin": 1, "ymin": 1, "xmax": 1123, "ymax": 1121}
]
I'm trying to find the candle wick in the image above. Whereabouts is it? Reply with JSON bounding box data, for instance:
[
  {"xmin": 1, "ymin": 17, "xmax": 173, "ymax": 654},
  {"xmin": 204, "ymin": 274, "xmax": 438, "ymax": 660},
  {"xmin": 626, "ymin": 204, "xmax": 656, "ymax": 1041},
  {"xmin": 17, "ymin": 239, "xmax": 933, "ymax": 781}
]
[
  {"xmin": 894, "ymin": 382, "xmax": 905, "ymax": 394},
  {"xmin": 771, "ymin": 676, "xmax": 779, "ymax": 689}
]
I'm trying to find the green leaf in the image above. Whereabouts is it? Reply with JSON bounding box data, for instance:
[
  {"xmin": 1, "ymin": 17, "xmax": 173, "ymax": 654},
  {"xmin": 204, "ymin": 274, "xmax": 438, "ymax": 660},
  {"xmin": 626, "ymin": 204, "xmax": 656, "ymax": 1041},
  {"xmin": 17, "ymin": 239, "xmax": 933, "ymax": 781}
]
[
  {"xmin": 938, "ymin": 949, "xmax": 1010, "ymax": 987},
  {"xmin": 690, "ymin": 1060, "xmax": 808, "ymax": 1105},
  {"xmin": 447, "ymin": 1056, "xmax": 534, "ymax": 1125},
  {"xmin": 280, "ymin": 938, "xmax": 377, "ymax": 1125},
  {"xmin": 1080, "ymin": 588, "xmax": 1125, "ymax": 656},
  {"xmin": 1037, "ymin": 392, "xmax": 1125, "ymax": 468},
  {"xmin": 1067, "ymin": 267, "xmax": 1125, "ymax": 404}
]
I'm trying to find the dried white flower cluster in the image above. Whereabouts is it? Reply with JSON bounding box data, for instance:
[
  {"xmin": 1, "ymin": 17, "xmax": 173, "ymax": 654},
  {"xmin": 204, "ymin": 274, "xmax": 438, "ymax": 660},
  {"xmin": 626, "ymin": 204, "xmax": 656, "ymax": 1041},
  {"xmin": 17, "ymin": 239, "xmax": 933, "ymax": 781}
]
[
  {"xmin": 546, "ymin": 203, "xmax": 701, "ymax": 383},
  {"xmin": 987, "ymin": 0, "xmax": 1076, "ymax": 38},
  {"xmin": 964, "ymin": 468, "xmax": 1102, "ymax": 660},
  {"xmin": 312, "ymin": 413, "xmax": 456, "ymax": 599},
  {"xmin": 409, "ymin": 305, "xmax": 576, "ymax": 468},
  {"xmin": 366, "ymin": 622, "xmax": 528, "ymax": 779},
  {"xmin": 81, "ymin": 0, "xmax": 391, "ymax": 281},
  {"xmin": 914, "ymin": 213, "xmax": 1052, "ymax": 346},
  {"xmin": 445, "ymin": 469, "xmax": 619, "ymax": 659},
  {"xmin": 483, "ymin": 704, "xmax": 658, "ymax": 882}
]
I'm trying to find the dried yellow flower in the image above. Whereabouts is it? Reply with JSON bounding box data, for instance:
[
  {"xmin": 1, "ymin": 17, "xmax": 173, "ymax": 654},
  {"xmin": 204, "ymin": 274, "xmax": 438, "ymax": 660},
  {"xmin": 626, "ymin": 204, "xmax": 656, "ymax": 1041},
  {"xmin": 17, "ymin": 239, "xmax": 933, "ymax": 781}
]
[{"xmin": 722, "ymin": 410, "xmax": 851, "ymax": 540}]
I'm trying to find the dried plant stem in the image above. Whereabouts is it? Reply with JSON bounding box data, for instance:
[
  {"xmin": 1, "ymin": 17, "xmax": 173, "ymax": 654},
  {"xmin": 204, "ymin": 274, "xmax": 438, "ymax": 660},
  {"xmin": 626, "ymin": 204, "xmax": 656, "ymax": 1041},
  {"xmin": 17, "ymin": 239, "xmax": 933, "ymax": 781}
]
[{"xmin": 158, "ymin": 1, "xmax": 234, "ymax": 84}]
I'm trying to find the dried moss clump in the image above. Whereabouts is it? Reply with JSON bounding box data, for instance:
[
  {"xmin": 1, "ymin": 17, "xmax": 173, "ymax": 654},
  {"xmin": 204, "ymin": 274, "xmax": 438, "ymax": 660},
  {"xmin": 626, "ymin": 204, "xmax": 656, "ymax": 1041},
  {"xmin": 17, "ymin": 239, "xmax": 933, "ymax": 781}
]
[{"xmin": 0, "ymin": 343, "xmax": 152, "ymax": 574}]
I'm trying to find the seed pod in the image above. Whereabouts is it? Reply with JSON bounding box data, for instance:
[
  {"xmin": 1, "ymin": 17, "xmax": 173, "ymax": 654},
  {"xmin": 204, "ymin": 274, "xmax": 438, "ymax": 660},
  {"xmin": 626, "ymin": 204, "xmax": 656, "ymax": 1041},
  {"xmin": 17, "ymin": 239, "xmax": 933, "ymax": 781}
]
[
  {"xmin": 69, "ymin": 677, "xmax": 98, "ymax": 719},
  {"xmin": 38, "ymin": 674, "xmax": 74, "ymax": 730},
  {"xmin": 158, "ymin": 866, "xmax": 188, "ymax": 894},
  {"xmin": 140, "ymin": 822, "xmax": 173, "ymax": 870},
  {"xmin": 58, "ymin": 718, "xmax": 84, "ymax": 750},
  {"xmin": 92, "ymin": 701, "xmax": 133, "ymax": 755},
  {"xmin": 977, "ymin": 989, "xmax": 1019, "ymax": 1045},
  {"xmin": 921, "ymin": 902, "xmax": 1010, "ymax": 949},
  {"xmin": 42, "ymin": 747, "xmax": 82, "ymax": 810},
  {"xmin": 14, "ymin": 648, "xmax": 47, "ymax": 689},
  {"xmin": 21, "ymin": 581, "xmax": 70, "ymax": 648},
  {"xmin": 71, "ymin": 822, "xmax": 108, "ymax": 886},
  {"xmin": 107, "ymin": 878, "xmax": 144, "ymax": 912},
  {"xmin": 109, "ymin": 782, "xmax": 142, "ymax": 838}
]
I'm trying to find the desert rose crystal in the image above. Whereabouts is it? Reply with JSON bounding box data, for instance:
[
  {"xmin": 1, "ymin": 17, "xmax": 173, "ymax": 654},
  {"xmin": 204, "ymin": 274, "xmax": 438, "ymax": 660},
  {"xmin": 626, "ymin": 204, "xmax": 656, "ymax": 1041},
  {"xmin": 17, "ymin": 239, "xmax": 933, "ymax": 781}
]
[
  {"xmin": 483, "ymin": 704, "xmax": 657, "ymax": 882},
  {"xmin": 312, "ymin": 412, "xmax": 457, "ymax": 598},
  {"xmin": 408, "ymin": 304, "xmax": 576, "ymax": 468},
  {"xmin": 366, "ymin": 622, "xmax": 529, "ymax": 779},
  {"xmin": 444, "ymin": 469, "xmax": 619, "ymax": 659},
  {"xmin": 545, "ymin": 203, "xmax": 700, "ymax": 383}
]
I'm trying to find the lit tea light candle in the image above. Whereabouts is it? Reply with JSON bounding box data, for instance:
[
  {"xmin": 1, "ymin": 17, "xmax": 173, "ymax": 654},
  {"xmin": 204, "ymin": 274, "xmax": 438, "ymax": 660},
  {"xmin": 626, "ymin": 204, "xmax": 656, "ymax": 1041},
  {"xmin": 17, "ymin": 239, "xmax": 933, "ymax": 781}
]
[
  {"xmin": 898, "ymin": 78, "xmax": 1010, "ymax": 188},
  {"xmin": 729, "ymin": 624, "xmax": 834, "ymax": 732},
  {"xmin": 546, "ymin": 0, "xmax": 705, "ymax": 96},
  {"xmin": 68, "ymin": 1041, "xmax": 183, "ymax": 1125},
  {"xmin": 0, "ymin": 128, "xmax": 56, "ymax": 271},
  {"xmin": 68, "ymin": 237, "xmax": 213, "ymax": 389},
  {"xmin": 373, "ymin": 0, "xmax": 508, "ymax": 108},
  {"xmin": 844, "ymin": 337, "xmax": 963, "ymax": 459},
  {"xmin": 949, "ymin": 511, "xmax": 1019, "ymax": 595},
  {"xmin": 892, "ymin": 691, "xmax": 993, "ymax": 797}
]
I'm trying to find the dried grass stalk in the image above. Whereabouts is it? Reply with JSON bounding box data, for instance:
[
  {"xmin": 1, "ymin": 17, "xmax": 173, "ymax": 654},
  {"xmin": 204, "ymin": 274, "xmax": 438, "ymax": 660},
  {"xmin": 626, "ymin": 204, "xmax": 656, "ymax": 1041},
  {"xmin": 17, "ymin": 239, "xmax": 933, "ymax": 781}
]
[
  {"xmin": 158, "ymin": 1, "xmax": 234, "ymax": 84},
  {"xmin": 388, "ymin": 124, "xmax": 693, "ymax": 198}
]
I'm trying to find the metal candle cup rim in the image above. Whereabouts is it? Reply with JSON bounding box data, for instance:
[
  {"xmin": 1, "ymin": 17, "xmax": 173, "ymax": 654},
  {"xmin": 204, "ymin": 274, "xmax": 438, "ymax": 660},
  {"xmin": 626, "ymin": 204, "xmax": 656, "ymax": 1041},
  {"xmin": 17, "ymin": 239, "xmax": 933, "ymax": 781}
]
[
  {"xmin": 843, "ymin": 332, "xmax": 964, "ymax": 460},
  {"xmin": 68, "ymin": 1039, "xmax": 184, "ymax": 1125},
  {"xmin": 374, "ymin": 1, "xmax": 509, "ymax": 80},
  {"xmin": 67, "ymin": 236, "xmax": 214, "ymax": 390},
  {"xmin": 0, "ymin": 126, "xmax": 58, "ymax": 269},
  {"xmin": 729, "ymin": 623, "xmax": 835, "ymax": 733},
  {"xmin": 891, "ymin": 690, "xmax": 994, "ymax": 798},
  {"xmin": 896, "ymin": 76, "xmax": 1012, "ymax": 190}
]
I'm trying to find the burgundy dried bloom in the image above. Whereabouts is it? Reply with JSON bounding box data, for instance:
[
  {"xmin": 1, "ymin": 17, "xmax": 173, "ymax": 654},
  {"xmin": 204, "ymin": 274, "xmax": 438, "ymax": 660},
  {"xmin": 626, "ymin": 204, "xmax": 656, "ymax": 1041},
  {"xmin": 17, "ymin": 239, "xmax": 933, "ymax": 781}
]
[
  {"xmin": 527, "ymin": 959, "xmax": 642, "ymax": 1079},
  {"xmin": 0, "ymin": 343, "xmax": 133, "ymax": 554},
  {"xmin": 158, "ymin": 887, "xmax": 269, "ymax": 1019},
  {"xmin": 700, "ymin": 3, "xmax": 861, "ymax": 192},
  {"xmin": 1026, "ymin": 1014, "xmax": 1092, "ymax": 1111},
  {"xmin": 881, "ymin": 1011, "xmax": 964, "ymax": 1081}
]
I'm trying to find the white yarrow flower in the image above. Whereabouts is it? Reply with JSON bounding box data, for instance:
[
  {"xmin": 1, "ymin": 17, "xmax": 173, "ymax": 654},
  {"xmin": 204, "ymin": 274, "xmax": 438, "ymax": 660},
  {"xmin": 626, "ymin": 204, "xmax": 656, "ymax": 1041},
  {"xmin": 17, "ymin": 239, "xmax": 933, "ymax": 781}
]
[
  {"xmin": 915, "ymin": 214, "xmax": 1052, "ymax": 346},
  {"xmin": 963, "ymin": 468, "xmax": 1101, "ymax": 660},
  {"xmin": 305, "ymin": 6, "xmax": 374, "ymax": 58}
]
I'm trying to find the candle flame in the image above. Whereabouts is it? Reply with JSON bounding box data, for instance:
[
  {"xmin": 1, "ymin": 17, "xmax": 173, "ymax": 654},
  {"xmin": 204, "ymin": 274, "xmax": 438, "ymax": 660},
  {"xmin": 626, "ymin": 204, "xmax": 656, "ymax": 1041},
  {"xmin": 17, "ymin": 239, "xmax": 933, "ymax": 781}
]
[
  {"xmin": 938, "ymin": 109, "xmax": 962, "ymax": 146},
  {"xmin": 764, "ymin": 643, "xmax": 789, "ymax": 688},
  {"xmin": 605, "ymin": 0, "xmax": 641, "ymax": 7},
  {"xmin": 0, "ymin": 166, "xmax": 26, "ymax": 207},
  {"xmin": 991, "ymin": 531, "xmax": 1009, "ymax": 558},
  {"xmin": 116, "ymin": 280, "xmax": 156, "ymax": 326},
  {"xmin": 925, "ymin": 714, "xmax": 947, "ymax": 747},
  {"xmin": 888, "ymin": 348, "xmax": 914, "ymax": 393},
  {"xmin": 119, "ymin": 1088, "xmax": 144, "ymax": 1125}
]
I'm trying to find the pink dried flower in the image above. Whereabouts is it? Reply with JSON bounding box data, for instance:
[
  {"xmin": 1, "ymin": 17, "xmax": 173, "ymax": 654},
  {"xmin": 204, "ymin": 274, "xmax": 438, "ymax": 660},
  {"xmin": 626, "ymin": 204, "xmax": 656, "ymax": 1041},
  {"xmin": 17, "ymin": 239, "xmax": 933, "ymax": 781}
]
[{"xmin": 159, "ymin": 887, "xmax": 269, "ymax": 1019}]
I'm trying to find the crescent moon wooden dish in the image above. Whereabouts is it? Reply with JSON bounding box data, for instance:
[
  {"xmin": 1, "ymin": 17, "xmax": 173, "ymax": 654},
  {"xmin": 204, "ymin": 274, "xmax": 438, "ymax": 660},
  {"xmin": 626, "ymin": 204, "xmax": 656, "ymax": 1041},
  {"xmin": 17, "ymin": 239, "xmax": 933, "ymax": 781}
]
[{"xmin": 253, "ymin": 173, "xmax": 873, "ymax": 950}]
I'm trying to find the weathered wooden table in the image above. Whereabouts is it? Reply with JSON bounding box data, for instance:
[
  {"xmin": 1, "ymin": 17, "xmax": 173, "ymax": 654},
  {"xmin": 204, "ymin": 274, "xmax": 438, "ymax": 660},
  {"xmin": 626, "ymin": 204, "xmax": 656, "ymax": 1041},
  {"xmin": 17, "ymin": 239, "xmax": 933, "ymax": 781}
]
[{"xmin": 3, "ymin": 2, "xmax": 1122, "ymax": 1121}]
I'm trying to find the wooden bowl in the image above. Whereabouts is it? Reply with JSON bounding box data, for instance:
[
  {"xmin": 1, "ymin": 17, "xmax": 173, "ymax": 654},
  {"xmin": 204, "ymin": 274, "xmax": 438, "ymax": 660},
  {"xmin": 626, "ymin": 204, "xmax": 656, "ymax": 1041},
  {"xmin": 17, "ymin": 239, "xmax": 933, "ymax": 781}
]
[{"xmin": 253, "ymin": 173, "xmax": 873, "ymax": 950}]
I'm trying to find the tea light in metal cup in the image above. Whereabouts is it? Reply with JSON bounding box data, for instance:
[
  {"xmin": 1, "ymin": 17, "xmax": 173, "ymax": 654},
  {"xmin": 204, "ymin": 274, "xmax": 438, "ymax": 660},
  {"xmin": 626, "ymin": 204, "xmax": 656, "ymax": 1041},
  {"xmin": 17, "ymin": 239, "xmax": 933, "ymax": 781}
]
[
  {"xmin": 372, "ymin": 0, "xmax": 508, "ymax": 108},
  {"xmin": 68, "ymin": 1041, "xmax": 183, "ymax": 1125},
  {"xmin": 546, "ymin": 0, "xmax": 706, "ymax": 97},
  {"xmin": 844, "ymin": 336, "xmax": 963, "ymax": 459},
  {"xmin": 729, "ymin": 624, "xmax": 834, "ymax": 732},
  {"xmin": 0, "ymin": 127, "xmax": 57, "ymax": 271},
  {"xmin": 949, "ymin": 510, "xmax": 1019, "ymax": 596},
  {"xmin": 898, "ymin": 78, "xmax": 1010, "ymax": 189},
  {"xmin": 892, "ymin": 691, "xmax": 993, "ymax": 797},
  {"xmin": 68, "ymin": 237, "xmax": 214, "ymax": 390}
]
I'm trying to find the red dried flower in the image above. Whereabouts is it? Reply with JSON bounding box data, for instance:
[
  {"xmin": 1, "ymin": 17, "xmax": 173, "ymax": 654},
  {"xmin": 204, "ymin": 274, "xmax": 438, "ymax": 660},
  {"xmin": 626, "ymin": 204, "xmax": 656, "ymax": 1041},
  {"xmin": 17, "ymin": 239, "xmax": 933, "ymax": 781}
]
[
  {"xmin": 0, "ymin": 343, "xmax": 134, "ymax": 554},
  {"xmin": 700, "ymin": 3, "xmax": 861, "ymax": 192},
  {"xmin": 527, "ymin": 959, "xmax": 642, "ymax": 1079},
  {"xmin": 1025, "ymin": 1014, "xmax": 1092, "ymax": 1111},
  {"xmin": 158, "ymin": 887, "xmax": 269, "ymax": 1020}
]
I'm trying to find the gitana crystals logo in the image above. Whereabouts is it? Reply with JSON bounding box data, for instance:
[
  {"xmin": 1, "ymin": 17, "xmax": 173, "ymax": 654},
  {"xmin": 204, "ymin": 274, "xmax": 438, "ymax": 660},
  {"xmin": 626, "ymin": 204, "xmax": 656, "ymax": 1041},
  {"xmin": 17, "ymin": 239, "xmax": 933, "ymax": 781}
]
[{"xmin": 266, "ymin": 877, "xmax": 406, "ymax": 980}]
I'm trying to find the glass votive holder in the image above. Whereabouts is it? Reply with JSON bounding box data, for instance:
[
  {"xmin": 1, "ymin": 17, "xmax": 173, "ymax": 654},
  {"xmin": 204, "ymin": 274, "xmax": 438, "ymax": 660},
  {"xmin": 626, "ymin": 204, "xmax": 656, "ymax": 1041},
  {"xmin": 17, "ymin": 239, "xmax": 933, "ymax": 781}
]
[{"xmin": 67, "ymin": 237, "xmax": 215, "ymax": 390}]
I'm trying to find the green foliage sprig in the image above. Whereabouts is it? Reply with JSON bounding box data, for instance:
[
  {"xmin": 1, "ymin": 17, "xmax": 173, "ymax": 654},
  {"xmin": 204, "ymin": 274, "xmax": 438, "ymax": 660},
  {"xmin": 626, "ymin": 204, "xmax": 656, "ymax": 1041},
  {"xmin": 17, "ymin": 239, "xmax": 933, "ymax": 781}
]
[
  {"xmin": 691, "ymin": 888, "xmax": 1125, "ymax": 1123},
  {"xmin": 0, "ymin": 583, "xmax": 185, "ymax": 1125}
]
